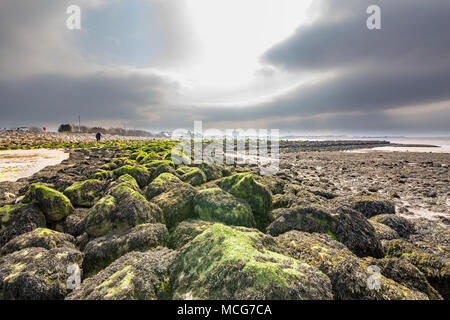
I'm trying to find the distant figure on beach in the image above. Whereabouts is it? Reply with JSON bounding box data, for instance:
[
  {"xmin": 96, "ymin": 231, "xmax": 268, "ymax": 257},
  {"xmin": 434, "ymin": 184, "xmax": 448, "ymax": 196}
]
[{"xmin": 95, "ymin": 132, "xmax": 102, "ymax": 142}]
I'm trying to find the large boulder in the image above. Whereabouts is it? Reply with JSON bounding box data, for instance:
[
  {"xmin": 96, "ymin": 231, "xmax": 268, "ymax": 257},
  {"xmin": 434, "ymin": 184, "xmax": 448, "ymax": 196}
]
[
  {"xmin": 151, "ymin": 184, "xmax": 197, "ymax": 230},
  {"xmin": 83, "ymin": 223, "xmax": 169, "ymax": 276},
  {"xmin": 0, "ymin": 228, "xmax": 76, "ymax": 256},
  {"xmin": 409, "ymin": 218, "xmax": 450, "ymax": 259},
  {"xmin": 82, "ymin": 186, "xmax": 162, "ymax": 237},
  {"xmin": 382, "ymin": 239, "xmax": 450, "ymax": 299},
  {"xmin": 194, "ymin": 163, "xmax": 223, "ymax": 181},
  {"xmin": 63, "ymin": 208, "xmax": 89, "ymax": 237},
  {"xmin": 144, "ymin": 173, "xmax": 183, "ymax": 201},
  {"xmin": 179, "ymin": 167, "xmax": 207, "ymax": 186},
  {"xmin": 64, "ymin": 179, "xmax": 105, "ymax": 207},
  {"xmin": 0, "ymin": 203, "xmax": 46, "ymax": 247},
  {"xmin": 370, "ymin": 214, "xmax": 414, "ymax": 238},
  {"xmin": 267, "ymin": 206, "xmax": 383, "ymax": 258},
  {"xmin": 107, "ymin": 174, "xmax": 140, "ymax": 193},
  {"xmin": 370, "ymin": 221, "xmax": 400, "ymax": 241},
  {"xmin": 334, "ymin": 207, "xmax": 383, "ymax": 258},
  {"xmin": 350, "ymin": 196, "xmax": 395, "ymax": 218},
  {"xmin": 112, "ymin": 165, "xmax": 150, "ymax": 189},
  {"xmin": 67, "ymin": 248, "xmax": 176, "ymax": 300},
  {"xmin": 0, "ymin": 247, "xmax": 83, "ymax": 300},
  {"xmin": 267, "ymin": 206, "xmax": 336, "ymax": 238},
  {"xmin": 168, "ymin": 220, "xmax": 214, "ymax": 250},
  {"xmin": 23, "ymin": 184, "xmax": 74, "ymax": 222},
  {"xmin": 276, "ymin": 231, "xmax": 428, "ymax": 300},
  {"xmin": 367, "ymin": 257, "xmax": 442, "ymax": 300},
  {"xmin": 193, "ymin": 188, "xmax": 256, "ymax": 228},
  {"xmin": 169, "ymin": 223, "xmax": 333, "ymax": 300},
  {"xmin": 218, "ymin": 174, "xmax": 272, "ymax": 230}
]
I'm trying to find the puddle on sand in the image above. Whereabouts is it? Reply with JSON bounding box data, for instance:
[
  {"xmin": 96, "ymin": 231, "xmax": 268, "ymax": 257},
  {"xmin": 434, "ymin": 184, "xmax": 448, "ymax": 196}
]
[{"xmin": 0, "ymin": 149, "xmax": 69, "ymax": 182}]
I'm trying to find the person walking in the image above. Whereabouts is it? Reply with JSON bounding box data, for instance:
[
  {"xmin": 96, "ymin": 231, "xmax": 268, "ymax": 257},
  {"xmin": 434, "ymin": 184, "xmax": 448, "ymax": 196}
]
[{"xmin": 95, "ymin": 132, "xmax": 102, "ymax": 142}]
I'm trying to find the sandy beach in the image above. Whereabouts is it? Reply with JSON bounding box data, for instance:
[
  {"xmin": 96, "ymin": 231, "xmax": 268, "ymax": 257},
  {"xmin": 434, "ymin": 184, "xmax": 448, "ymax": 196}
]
[{"xmin": 0, "ymin": 149, "xmax": 69, "ymax": 182}]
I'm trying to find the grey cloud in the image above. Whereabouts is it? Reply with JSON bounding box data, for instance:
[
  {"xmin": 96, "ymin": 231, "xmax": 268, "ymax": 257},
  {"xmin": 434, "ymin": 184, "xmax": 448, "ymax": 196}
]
[{"xmin": 0, "ymin": 71, "xmax": 180, "ymax": 126}]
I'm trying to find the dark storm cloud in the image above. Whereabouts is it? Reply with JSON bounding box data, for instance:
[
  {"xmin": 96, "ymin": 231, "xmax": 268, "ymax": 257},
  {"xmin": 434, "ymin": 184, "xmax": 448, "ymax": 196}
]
[
  {"xmin": 0, "ymin": 71, "xmax": 180, "ymax": 124},
  {"xmin": 249, "ymin": 0, "xmax": 450, "ymax": 133}
]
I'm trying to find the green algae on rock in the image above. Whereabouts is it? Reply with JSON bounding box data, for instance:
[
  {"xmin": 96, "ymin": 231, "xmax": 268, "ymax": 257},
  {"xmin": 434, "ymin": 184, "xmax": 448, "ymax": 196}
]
[
  {"xmin": 0, "ymin": 203, "xmax": 46, "ymax": 247},
  {"xmin": 193, "ymin": 188, "xmax": 256, "ymax": 228},
  {"xmin": 112, "ymin": 165, "xmax": 151, "ymax": 189},
  {"xmin": 67, "ymin": 247, "xmax": 176, "ymax": 300},
  {"xmin": 82, "ymin": 186, "xmax": 163, "ymax": 237},
  {"xmin": 145, "ymin": 173, "xmax": 183, "ymax": 200},
  {"xmin": 168, "ymin": 220, "xmax": 214, "ymax": 250},
  {"xmin": 23, "ymin": 183, "xmax": 74, "ymax": 222},
  {"xmin": 0, "ymin": 228, "xmax": 76, "ymax": 256},
  {"xmin": 179, "ymin": 167, "xmax": 207, "ymax": 186},
  {"xmin": 218, "ymin": 173, "xmax": 272, "ymax": 230},
  {"xmin": 83, "ymin": 223, "xmax": 169, "ymax": 277},
  {"xmin": 276, "ymin": 231, "xmax": 428, "ymax": 300},
  {"xmin": 267, "ymin": 205, "xmax": 383, "ymax": 258},
  {"xmin": 64, "ymin": 179, "xmax": 105, "ymax": 207},
  {"xmin": 169, "ymin": 223, "xmax": 333, "ymax": 300},
  {"xmin": 0, "ymin": 247, "xmax": 83, "ymax": 300},
  {"xmin": 151, "ymin": 184, "xmax": 197, "ymax": 230}
]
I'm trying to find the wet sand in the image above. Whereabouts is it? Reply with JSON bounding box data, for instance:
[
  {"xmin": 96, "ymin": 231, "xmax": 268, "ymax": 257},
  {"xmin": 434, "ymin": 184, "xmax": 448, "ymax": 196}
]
[{"xmin": 0, "ymin": 149, "xmax": 69, "ymax": 182}]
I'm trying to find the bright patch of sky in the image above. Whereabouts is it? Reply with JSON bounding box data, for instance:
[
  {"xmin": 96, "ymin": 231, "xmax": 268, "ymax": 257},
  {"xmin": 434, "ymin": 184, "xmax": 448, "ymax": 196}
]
[{"xmin": 78, "ymin": 0, "xmax": 317, "ymax": 105}]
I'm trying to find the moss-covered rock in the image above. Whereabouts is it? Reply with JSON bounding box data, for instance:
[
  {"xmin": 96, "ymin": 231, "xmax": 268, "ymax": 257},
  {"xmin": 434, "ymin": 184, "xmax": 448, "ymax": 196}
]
[
  {"xmin": 267, "ymin": 206, "xmax": 337, "ymax": 237},
  {"xmin": 0, "ymin": 247, "xmax": 83, "ymax": 300},
  {"xmin": 351, "ymin": 196, "xmax": 395, "ymax": 218},
  {"xmin": 112, "ymin": 165, "xmax": 150, "ymax": 189},
  {"xmin": 151, "ymin": 184, "xmax": 197, "ymax": 230},
  {"xmin": 0, "ymin": 228, "xmax": 76, "ymax": 256},
  {"xmin": 169, "ymin": 223, "xmax": 333, "ymax": 300},
  {"xmin": 64, "ymin": 179, "xmax": 105, "ymax": 207},
  {"xmin": 23, "ymin": 184, "xmax": 74, "ymax": 222},
  {"xmin": 82, "ymin": 186, "xmax": 163, "ymax": 237},
  {"xmin": 180, "ymin": 167, "xmax": 207, "ymax": 186},
  {"xmin": 67, "ymin": 247, "xmax": 176, "ymax": 300},
  {"xmin": 218, "ymin": 173, "xmax": 272, "ymax": 230},
  {"xmin": 193, "ymin": 188, "xmax": 255, "ymax": 228},
  {"xmin": 144, "ymin": 160, "xmax": 175, "ymax": 170},
  {"xmin": 145, "ymin": 173, "xmax": 183, "ymax": 200},
  {"xmin": 272, "ymin": 193, "xmax": 298, "ymax": 209},
  {"xmin": 83, "ymin": 223, "xmax": 169, "ymax": 277},
  {"xmin": 195, "ymin": 163, "xmax": 223, "ymax": 181},
  {"xmin": 168, "ymin": 220, "xmax": 214, "ymax": 250},
  {"xmin": 107, "ymin": 174, "xmax": 141, "ymax": 194},
  {"xmin": 267, "ymin": 206, "xmax": 383, "ymax": 258},
  {"xmin": 93, "ymin": 169, "xmax": 113, "ymax": 181},
  {"xmin": 0, "ymin": 203, "xmax": 46, "ymax": 247},
  {"xmin": 276, "ymin": 231, "xmax": 428, "ymax": 300}
]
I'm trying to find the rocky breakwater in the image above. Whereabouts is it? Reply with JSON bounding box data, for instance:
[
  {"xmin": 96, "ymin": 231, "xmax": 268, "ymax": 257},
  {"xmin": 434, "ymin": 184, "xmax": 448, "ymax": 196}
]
[{"xmin": 0, "ymin": 140, "xmax": 448, "ymax": 300}]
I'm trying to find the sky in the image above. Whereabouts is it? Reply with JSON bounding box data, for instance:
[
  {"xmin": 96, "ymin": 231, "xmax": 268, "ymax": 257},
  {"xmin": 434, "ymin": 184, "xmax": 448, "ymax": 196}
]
[{"xmin": 0, "ymin": 0, "xmax": 449, "ymax": 136}]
